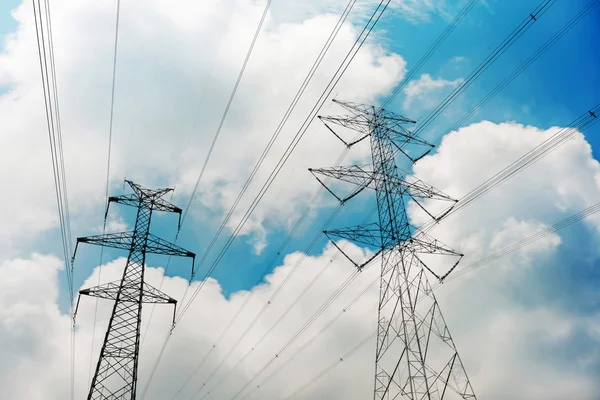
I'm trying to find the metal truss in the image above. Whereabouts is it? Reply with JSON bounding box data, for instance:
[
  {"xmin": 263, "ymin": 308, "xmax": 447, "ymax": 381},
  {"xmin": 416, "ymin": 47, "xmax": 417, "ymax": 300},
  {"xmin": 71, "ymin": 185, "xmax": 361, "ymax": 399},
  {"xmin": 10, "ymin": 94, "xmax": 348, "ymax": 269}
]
[
  {"xmin": 312, "ymin": 100, "xmax": 477, "ymax": 400},
  {"xmin": 73, "ymin": 180, "xmax": 195, "ymax": 400}
]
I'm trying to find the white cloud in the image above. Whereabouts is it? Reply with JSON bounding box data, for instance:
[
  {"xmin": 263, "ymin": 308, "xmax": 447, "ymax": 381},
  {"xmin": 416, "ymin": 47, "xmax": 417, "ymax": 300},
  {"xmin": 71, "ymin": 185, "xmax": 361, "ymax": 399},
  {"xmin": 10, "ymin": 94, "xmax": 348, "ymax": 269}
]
[
  {"xmin": 0, "ymin": 0, "xmax": 408, "ymax": 256},
  {"xmin": 393, "ymin": 0, "xmax": 455, "ymax": 23},
  {"xmin": 1, "ymin": 120, "xmax": 599, "ymax": 399},
  {"xmin": 402, "ymin": 73, "xmax": 463, "ymax": 110},
  {"xmin": 0, "ymin": 0, "xmax": 599, "ymax": 398}
]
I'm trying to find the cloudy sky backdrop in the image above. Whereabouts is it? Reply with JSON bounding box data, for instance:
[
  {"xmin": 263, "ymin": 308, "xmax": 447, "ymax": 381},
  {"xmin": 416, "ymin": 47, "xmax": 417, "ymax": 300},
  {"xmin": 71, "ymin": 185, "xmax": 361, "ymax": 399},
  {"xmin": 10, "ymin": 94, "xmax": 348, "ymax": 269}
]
[{"xmin": 0, "ymin": 0, "xmax": 599, "ymax": 399}]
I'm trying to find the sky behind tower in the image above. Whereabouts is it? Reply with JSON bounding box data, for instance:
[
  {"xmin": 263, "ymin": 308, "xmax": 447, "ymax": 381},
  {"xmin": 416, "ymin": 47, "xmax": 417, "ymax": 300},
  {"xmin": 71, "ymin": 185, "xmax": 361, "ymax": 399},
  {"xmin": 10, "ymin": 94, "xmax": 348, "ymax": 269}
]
[{"xmin": 0, "ymin": 0, "xmax": 599, "ymax": 398}]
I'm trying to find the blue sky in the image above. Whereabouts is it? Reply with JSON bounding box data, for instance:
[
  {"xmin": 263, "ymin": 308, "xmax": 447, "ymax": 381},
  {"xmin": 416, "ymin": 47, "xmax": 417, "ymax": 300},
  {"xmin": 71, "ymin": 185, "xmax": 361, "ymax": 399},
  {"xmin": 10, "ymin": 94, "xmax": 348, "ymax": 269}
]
[
  {"xmin": 187, "ymin": 0, "xmax": 600, "ymax": 295},
  {"xmin": 0, "ymin": 0, "xmax": 599, "ymax": 397},
  {"xmin": 1, "ymin": 0, "xmax": 594, "ymax": 300}
]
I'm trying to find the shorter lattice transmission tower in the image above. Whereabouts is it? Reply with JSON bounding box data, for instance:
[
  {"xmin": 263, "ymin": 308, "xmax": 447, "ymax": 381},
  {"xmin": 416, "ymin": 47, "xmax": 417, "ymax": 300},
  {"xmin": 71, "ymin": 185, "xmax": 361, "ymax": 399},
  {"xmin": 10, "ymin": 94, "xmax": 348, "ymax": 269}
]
[
  {"xmin": 73, "ymin": 180, "xmax": 195, "ymax": 400},
  {"xmin": 310, "ymin": 100, "xmax": 476, "ymax": 399}
]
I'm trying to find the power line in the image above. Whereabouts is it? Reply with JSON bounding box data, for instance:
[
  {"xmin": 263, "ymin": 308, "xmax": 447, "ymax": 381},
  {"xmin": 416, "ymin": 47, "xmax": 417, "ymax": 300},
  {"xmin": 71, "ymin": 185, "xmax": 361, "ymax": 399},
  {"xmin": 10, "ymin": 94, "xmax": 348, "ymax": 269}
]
[
  {"xmin": 412, "ymin": 0, "xmax": 557, "ymax": 137},
  {"xmin": 189, "ymin": 104, "xmax": 598, "ymax": 399},
  {"xmin": 239, "ymin": 276, "xmax": 379, "ymax": 400},
  {"xmin": 161, "ymin": 7, "xmax": 363, "ymax": 392},
  {"xmin": 420, "ymin": 104, "xmax": 600, "ymax": 234},
  {"xmin": 273, "ymin": 201, "xmax": 600, "ymax": 399},
  {"xmin": 178, "ymin": 0, "xmax": 358, "ymax": 286},
  {"xmin": 221, "ymin": 97, "xmax": 600, "ymax": 400},
  {"xmin": 175, "ymin": 1, "xmax": 572, "ymax": 396},
  {"xmin": 283, "ymin": 331, "xmax": 377, "ymax": 399},
  {"xmin": 441, "ymin": 201, "xmax": 600, "ymax": 285},
  {"xmin": 381, "ymin": 0, "xmax": 480, "ymax": 109},
  {"xmin": 145, "ymin": 0, "xmax": 580, "ymax": 396},
  {"xmin": 139, "ymin": 66, "xmax": 215, "ymax": 350},
  {"xmin": 431, "ymin": 0, "xmax": 600, "ymax": 148},
  {"xmin": 32, "ymin": 0, "xmax": 73, "ymax": 303},
  {"xmin": 238, "ymin": 1, "xmax": 591, "ymax": 395},
  {"xmin": 217, "ymin": 2, "xmax": 591, "ymax": 394},
  {"xmin": 31, "ymin": 0, "xmax": 74, "ymax": 397},
  {"xmin": 86, "ymin": 0, "xmax": 123, "ymax": 390},
  {"xmin": 169, "ymin": 3, "xmax": 493, "ymax": 393},
  {"xmin": 156, "ymin": 6, "xmax": 392, "ymax": 389},
  {"xmin": 170, "ymin": 203, "xmax": 344, "ymax": 399},
  {"xmin": 139, "ymin": 3, "xmax": 272, "ymax": 396},
  {"xmin": 170, "ymin": 1, "xmax": 484, "ymax": 394},
  {"xmin": 176, "ymin": 0, "xmax": 391, "ymax": 330},
  {"xmin": 180, "ymin": 0, "xmax": 273, "ymax": 227},
  {"xmin": 181, "ymin": 208, "xmax": 375, "ymax": 400}
]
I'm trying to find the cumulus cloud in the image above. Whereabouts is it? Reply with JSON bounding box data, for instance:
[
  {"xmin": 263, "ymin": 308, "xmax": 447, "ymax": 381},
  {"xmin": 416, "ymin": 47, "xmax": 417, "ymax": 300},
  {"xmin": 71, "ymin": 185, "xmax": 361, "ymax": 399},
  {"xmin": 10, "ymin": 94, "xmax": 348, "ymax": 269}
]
[
  {"xmin": 1, "ymin": 0, "xmax": 599, "ymax": 398},
  {"xmin": 0, "ymin": 0, "xmax": 407, "ymax": 256},
  {"xmin": 402, "ymin": 73, "xmax": 463, "ymax": 110},
  {"xmin": 1, "ymin": 120, "xmax": 599, "ymax": 399}
]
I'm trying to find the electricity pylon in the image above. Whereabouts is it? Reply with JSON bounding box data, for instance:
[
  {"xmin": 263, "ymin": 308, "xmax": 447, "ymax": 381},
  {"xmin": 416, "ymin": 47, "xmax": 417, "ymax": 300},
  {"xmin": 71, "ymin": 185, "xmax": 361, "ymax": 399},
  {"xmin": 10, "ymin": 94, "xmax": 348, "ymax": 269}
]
[
  {"xmin": 73, "ymin": 180, "xmax": 195, "ymax": 400},
  {"xmin": 310, "ymin": 100, "xmax": 476, "ymax": 400}
]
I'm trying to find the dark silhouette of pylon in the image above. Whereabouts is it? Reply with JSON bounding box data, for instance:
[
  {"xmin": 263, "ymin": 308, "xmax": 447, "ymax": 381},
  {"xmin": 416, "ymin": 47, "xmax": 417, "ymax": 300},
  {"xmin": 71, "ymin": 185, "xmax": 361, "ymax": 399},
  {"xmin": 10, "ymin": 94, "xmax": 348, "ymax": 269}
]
[
  {"xmin": 310, "ymin": 100, "xmax": 476, "ymax": 399},
  {"xmin": 73, "ymin": 180, "xmax": 195, "ymax": 399}
]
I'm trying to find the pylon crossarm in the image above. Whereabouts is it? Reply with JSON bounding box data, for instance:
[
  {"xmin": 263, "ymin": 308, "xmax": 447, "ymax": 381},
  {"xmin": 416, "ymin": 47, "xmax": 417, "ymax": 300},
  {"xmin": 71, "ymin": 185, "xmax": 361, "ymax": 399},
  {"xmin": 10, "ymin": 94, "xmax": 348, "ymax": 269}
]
[
  {"xmin": 109, "ymin": 193, "xmax": 183, "ymax": 216},
  {"xmin": 79, "ymin": 281, "xmax": 177, "ymax": 304},
  {"xmin": 125, "ymin": 179, "xmax": 172, "ymax": 199},
  {"xmin": 77, "ymin": 232, "xmax": 135, "ymax": 251},
  {"xmin": 75, "ymin": 232, "xmax": 194, "ymax": 259},
  {"xmin": 400, "ymin": 174, "xmax": 457, "ymax": 202},
  {"xmin": 319, "ymin": 114, "xmax": 371, "ymax": 137},
  {"xmin": 331, "ymin": 99, "xmax": 374, "ymax": 116},
  {"xmin": 325, "ymin": 223, "xmax": 383, "ymax": 249},
  {"xmin": 328, "ymin": 237, "xmax": 383, "ymax": 271},
  {"xmin": 107, "ymin": 194, "xmax": 139, "ymax": 210},
  {"xmin": 319, "ymin": 118, "xmax": 370, "ymax": 148},
  {"xmin": 310, "ymin": 165, "xmax": 375, "ymax": 203},
  {"xmin": 410, "ymin": 233, "xmax": 463, "ymax": 257},
  {"xmin": 146, "ymin": 233, "xmax": 195, "ymax": 258},
  {"xmin": 149, "ymin": 196, "xmax": 184, "ymax": 215}
]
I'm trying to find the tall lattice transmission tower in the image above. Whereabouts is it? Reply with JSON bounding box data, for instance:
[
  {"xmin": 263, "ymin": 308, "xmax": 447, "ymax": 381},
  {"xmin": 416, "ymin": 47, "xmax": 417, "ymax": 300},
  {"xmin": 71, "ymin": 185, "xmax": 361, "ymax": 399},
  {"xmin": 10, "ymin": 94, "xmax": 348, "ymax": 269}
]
[
  {"xmin": 73, "ymin": 180, "xmax": 195, "ymax": 399},
  {"xmin": 310, "ymin": 100, "xmax": 476, "ymax": 399}
]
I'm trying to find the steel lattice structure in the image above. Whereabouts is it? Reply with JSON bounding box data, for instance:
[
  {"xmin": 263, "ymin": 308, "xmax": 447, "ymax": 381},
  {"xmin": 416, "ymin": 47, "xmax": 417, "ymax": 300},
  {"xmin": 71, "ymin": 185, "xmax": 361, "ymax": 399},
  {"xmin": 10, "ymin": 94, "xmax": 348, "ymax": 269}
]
[
  {"xmin": 73, "ymin": 180, "xmax": 195, "ymax": 400},
  {"xmin": 310, "ymin": 100, "xmax": 476, "ymax": 400}
]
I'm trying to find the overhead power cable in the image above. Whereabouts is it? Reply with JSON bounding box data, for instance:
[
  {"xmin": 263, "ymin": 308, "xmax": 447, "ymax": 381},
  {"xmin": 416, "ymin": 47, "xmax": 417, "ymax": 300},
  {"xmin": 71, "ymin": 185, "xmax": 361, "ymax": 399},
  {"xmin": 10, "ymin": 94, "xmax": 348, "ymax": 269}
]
[
  {"xmin": 86, "ymin": 0, "xmax": 123, "ymax": 389},
  {"xmin": 175, "ymin": 0, "xmax": 391, "ymax": 330},
  {"xmin": 283, "ymin": 331, "xmax": 377, "ymax": 399},
  {"xmin": 32, "ymin": 0, "xmax": 74, "ymax": 397},
  {"xmin": 381, "ymin": 0, "xmax": 480, "ymax": 109},
  {"xmin": 420, "ymin": 104, "xmax": 600, "ymax": 234},
  {"xmin": 412, "ymin": 0, "xmax": 557, "ymax": 137},
  {"xmin": 172, "ymin": 1, "xmax": 484, "ymax": 395},
  {"xmin": 180, "ymin": 0, "xmax": 358, "ymax": 286},
  {"xmin": 180, "ymin": 0, "xmax": 273, "ymax": 227},
  {"xmin": 239, "ymin": 276, "xmax": 379, "ymax": 400},
  {"xmin": 154, "ymin": 0, "xmax": 576, "ymax": 396},
  {"xmin": 139, "ymin": 3, "xmax": 272, "ymax": 397},
  {"xmin": 219, "ymin": 100, "xmax": 600, "ymax": 399},
  {"xmin": 140, "ymin": 67, "xmax": 215, "ymax": 349},
  {"xmin": 268, "ymin": 201, "xmax": 600, "ymax": 399},
  {"xmin": 432, "ymin": 0, "xmax": 600, "ymax": 148},
  {"xmin": 439, "ymin": 201, "xmax": 600, "ymax": 286},
  {"xmin": 203, "ymin": 3, "xmax": 595, "ymax": 396},
  {"xmin": 177, "ymin": 0, "xmax": 576, "ymax": 396},
  {"xmin": 223, "ymin": 269, "xmax": 363, "ymax": 400},
  {"xmin": 181, "ymin": 207, "xmax": 376, "ymax": 400},
  {"xmin": 152, "ymin": 6, "xmax": 392, "ymax": 389},
  {"xmin": 171, "ymin": 202, "xmax": 345, "ymax": 399},
  {"xmin": 32, "ymin": 0, "xmax": 73, "ymax": 306}
]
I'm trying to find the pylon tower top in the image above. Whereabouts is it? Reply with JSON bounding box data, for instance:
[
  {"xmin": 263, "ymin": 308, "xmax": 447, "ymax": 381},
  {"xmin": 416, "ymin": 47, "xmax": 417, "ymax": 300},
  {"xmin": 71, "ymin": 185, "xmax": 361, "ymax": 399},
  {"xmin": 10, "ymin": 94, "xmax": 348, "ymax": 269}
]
[
  {"xmin": 311, "ymin": 100, "xmax": 477, "ymax": 399},
  {"xmin": 73, "ymin": 180, "xmax": 195, "ymax": 400}
]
